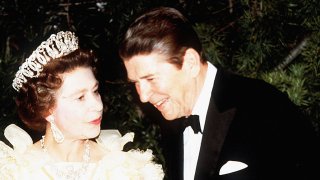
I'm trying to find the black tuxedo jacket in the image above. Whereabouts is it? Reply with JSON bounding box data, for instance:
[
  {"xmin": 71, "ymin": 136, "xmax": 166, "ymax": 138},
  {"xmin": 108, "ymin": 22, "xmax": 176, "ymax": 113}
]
[{"xmin": 161, "ymin": 69, "xmax": 319, "ymax": 180}]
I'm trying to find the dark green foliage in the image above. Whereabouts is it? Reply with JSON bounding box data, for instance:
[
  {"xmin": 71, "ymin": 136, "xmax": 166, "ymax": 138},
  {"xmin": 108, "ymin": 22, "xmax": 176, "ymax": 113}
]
[{"xmin": 193, "ymin": 0, "xmax": 320, "ymax": 134}]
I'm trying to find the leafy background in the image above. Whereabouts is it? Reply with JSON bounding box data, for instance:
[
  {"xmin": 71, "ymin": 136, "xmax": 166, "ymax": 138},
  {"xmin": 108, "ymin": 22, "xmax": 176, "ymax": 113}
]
[{"xmin": 1, "ymin": 0, "xmax": 319, "ymax": 175}]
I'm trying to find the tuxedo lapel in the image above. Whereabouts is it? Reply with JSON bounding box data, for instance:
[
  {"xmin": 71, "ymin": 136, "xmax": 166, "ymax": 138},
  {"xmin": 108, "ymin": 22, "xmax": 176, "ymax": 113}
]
[
  {"xmin": 194, "ymin": 69, "xmax": 237, "ymax": 179},
  {"xmin": 195, "ymin": 102, "xmax": 236, "ymax": 179}
]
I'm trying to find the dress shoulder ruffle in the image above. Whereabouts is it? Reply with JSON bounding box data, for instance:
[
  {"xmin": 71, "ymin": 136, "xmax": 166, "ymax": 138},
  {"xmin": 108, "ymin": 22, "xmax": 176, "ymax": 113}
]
[
  {"xmin": 95, "ymin": 129, "xmax": 164, "ymax": 179},
  {"xmin": 0, "ymin": 124, "xmax": 33, "ymax": 178},
  {"xmin": 0, "ymin": 141, "xmax": 30, "ymax": 179}
]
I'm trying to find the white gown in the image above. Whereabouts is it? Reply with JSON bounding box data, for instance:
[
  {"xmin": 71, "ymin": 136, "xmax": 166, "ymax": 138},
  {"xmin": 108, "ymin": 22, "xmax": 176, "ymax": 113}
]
[{"xmin": 0, "ymin": 124, "xmax": 164, "ymax": 180}]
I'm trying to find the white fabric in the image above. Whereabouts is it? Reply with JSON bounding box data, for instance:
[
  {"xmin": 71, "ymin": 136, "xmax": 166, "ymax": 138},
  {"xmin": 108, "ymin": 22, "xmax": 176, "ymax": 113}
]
[
  {"xmin": 96, "ymin": 129, "xmax": 134, "ymax": 151},
  {"xmin": 4, "ymin": 124, "xmax": 33, "ymax": 154},
  {"xmin": 0, "ymin": 124, "xmax": 164, "ymax": 179},
  {"xmin": 183, "ymin": 62, "xmax": 217, "ymax": 180},
  {"xmin": 219, "ymin": 161, "xmax": 248, "ymax": 175}
]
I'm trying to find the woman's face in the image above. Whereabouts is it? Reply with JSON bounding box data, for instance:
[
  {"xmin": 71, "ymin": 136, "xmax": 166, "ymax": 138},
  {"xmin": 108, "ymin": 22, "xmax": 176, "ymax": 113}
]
[{"xmin": 51, "ymin": 67, "xmax": 103, "ymax": 140}]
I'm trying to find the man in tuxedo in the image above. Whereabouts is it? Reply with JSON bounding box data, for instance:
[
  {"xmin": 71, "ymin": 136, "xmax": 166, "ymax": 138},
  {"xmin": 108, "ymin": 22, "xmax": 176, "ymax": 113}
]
[{"xmin": 119, "ymin": 7, "xmax": 319, "ymax": 180}]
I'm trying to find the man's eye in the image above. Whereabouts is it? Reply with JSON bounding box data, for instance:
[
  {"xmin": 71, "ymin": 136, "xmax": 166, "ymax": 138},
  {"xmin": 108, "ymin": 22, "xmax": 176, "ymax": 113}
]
[{"xmin": 132, "ymin": 81, "xmax": 139, "ymax": 86}]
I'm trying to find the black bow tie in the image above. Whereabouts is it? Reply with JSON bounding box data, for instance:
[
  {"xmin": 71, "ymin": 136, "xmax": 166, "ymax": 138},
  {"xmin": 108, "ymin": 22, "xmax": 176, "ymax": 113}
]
[{"xmin": 181, "ymin": 115, "xmax": 202, "ymax": 134}]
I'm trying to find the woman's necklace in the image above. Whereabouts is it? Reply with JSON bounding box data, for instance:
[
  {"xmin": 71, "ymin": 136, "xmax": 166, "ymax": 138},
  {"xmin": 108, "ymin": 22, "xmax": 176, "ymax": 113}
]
[{"xmin": 40, "ymin": 136, "xmax": 91, "ymax": 179}]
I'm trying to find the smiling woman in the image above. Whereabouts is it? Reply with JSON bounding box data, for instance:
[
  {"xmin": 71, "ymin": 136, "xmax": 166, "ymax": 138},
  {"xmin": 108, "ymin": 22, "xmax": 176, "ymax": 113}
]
[{"xmin": 0, "ymin": 31, "xmax": 164, "ymax": 179}]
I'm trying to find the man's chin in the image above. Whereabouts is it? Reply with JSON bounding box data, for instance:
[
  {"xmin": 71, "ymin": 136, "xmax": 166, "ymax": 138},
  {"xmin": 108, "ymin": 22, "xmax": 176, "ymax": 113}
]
[{"xmin": 161, "ymin": 113, "xmax": 178, "ymax": 121}]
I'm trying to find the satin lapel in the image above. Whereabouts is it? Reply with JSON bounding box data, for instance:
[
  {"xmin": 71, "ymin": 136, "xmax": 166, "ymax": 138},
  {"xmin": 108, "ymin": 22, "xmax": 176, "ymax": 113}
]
[{"xmin": 195, "ymin": 101, "xmax": 236, "ymax": 179}]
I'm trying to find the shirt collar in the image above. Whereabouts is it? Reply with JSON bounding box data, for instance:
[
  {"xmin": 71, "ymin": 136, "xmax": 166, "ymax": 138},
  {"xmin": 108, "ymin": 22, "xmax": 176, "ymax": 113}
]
[{"xmin": 192, "ymin": 62, "xmax": 217, "ymax": 131}]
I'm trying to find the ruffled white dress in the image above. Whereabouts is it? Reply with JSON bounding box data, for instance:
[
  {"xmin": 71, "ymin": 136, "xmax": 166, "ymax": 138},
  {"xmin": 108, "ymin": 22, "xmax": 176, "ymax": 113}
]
[{"xmin": 0, "ymin": 124, "xmax": 164, "ymax": 179}]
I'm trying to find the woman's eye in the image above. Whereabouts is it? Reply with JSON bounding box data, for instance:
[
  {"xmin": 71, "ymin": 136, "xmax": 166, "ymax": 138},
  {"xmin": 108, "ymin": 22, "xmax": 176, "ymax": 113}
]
[{"xmin": 78, "ymin": 95, "xmax": 85, "ymax": 101}]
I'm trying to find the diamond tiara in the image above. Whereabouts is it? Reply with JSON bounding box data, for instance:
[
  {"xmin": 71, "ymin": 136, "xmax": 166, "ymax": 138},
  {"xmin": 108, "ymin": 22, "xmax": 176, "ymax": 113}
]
[{"xmin": 12, "ymin": 31, "xmax": 79, "ymax": 92}]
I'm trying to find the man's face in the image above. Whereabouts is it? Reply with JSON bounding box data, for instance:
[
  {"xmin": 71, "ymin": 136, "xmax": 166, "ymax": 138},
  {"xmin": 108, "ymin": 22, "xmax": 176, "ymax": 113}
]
[
  {"xmin": 52, "ymin": 67, "xmax": 103, "ymax": 140},
  {"xmin": 124, "ymin": 52, "xmax": 196, "ymax": 120}
]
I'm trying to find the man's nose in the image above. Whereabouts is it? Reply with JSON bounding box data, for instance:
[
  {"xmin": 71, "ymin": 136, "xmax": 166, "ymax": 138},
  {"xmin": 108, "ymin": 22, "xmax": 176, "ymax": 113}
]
[{"xmin": 136, "ymin": 81, "xmax": 152, "ymax": 103}]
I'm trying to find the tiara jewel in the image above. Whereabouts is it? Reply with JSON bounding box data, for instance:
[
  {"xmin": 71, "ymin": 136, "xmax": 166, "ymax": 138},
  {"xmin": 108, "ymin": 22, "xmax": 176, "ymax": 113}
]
[{"xmin": 12, "ymin": 31, "xmax": 79, "ymax": 92}]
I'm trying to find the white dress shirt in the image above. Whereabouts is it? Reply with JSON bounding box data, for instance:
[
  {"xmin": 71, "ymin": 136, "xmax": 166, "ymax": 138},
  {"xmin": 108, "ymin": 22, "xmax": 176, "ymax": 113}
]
[{"xmin": 183, "ymin": 62, "xmax": 217, "ymax": 180}]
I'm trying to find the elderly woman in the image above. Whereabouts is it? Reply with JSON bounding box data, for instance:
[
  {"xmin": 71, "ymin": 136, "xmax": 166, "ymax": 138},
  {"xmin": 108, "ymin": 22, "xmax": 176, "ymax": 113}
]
[{"xmin": 0, "ymin": 31, "xmax": 164, "ymax": 179}]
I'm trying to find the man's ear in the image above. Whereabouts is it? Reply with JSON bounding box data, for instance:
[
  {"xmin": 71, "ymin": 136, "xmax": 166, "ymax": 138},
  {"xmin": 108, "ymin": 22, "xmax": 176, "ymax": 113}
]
[{"xmin": 182, "ymin": 48, "xmax": 201, "ymax": 77}]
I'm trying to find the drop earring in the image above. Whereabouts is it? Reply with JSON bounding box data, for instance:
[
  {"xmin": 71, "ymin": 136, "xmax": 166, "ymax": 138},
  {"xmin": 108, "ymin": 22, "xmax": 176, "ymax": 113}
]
[{"xmin": 48, "ymin": 117, "xmax": 64, "ymax": 143}]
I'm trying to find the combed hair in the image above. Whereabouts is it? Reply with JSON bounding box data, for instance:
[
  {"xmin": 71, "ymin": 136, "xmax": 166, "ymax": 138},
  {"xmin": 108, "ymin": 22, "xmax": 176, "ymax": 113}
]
[{"xmin": 119, "ymin": 7, "xmax": 203, "ymax": 68}]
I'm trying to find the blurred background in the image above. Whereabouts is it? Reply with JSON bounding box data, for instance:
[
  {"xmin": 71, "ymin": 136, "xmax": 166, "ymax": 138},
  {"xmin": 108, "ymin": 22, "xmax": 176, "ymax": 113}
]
[{"xmin": 1, "ymin": 0, "xmax": 319, "ymax": 173}]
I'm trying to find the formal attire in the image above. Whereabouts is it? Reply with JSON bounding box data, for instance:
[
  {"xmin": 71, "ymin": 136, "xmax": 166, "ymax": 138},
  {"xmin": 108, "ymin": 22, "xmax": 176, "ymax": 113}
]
[
  {"xmin": 161, "ymin": 62, "xmax": 319, "ymax": 180},
  {"xmin": 0, "ymin": 124, "xmax": 164, "ymax": 179}
]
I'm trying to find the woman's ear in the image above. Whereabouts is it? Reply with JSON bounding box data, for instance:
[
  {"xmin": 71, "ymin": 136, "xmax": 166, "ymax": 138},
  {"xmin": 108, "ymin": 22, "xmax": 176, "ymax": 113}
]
[
  {"xmin": 182, "ymin": 48, "xmax": 201, "ymax": 77},
  {"xmin": 45, "ymin": 114, "xmax": 54, "ymax": 123}
]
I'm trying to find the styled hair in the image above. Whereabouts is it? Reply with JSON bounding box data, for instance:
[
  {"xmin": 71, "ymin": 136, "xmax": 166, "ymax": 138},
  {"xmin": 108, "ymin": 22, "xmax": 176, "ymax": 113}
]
[
  {"xmin": 119, "ymin": 7, "xmax": 204, "ymax": 68},
  {"xmin": 15, "ymin": 49, "xmax": 97, "ymax": 132}
]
